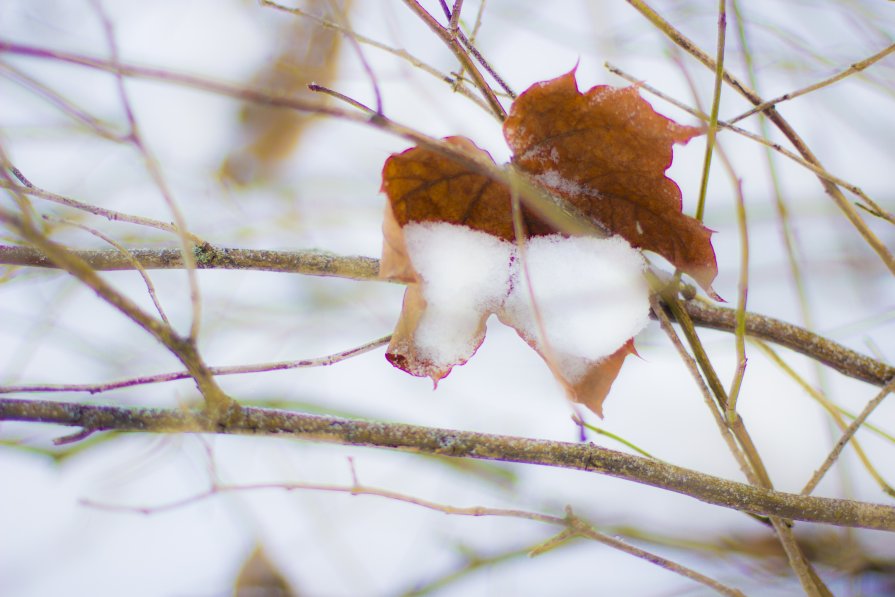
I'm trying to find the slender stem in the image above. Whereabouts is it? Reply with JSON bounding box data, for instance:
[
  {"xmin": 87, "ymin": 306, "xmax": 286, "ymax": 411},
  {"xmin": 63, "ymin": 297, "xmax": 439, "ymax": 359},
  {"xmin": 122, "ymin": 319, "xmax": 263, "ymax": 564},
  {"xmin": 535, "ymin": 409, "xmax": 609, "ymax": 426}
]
[
  {"xmin": 400, "ymin": 0, "xmax": 507, "ymax": 119},
  {"xmin": 624, "ymin": 0, "xmax": 895, "ymax": 277},
  {"xmin": 259, "ymin": 0, "xmax": 493, "ymax": 114},
  {"xmin": 650, "ymin": 295, "xmax": 757, "ymax": 485},
  {"xmin": 85, "ymin": 481, "xmax": 745, "ymax": 596},
  {"xmin": 803, "ymin": 379, "xmax": 895, "ymax": 496},
  {"xmin": 0, "ymin": 335, "xmax": 391, "ymax": 395},
  {"xmin": 694, "ymin": 0, "xmax": 726, "ymax": 223},
  {"xmin": 604, "ymin": 62, "xmax": 886, "ymax": 219},
  {"xmin": 90, "ymin": 0, "xmax": 203, "ymax": 340},
  {"xmin": 729, "ymin": 42, "xmax": 895, "ymax": 125},
  {"xmin": 753, "ymin": 339, "xmax": 895, "ymax": 496}
]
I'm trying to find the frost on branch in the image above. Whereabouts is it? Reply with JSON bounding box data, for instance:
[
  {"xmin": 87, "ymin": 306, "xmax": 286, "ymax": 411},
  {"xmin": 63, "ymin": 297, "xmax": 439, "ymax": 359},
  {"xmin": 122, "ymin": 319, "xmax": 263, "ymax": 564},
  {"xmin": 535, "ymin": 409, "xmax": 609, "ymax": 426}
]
[{"xmin": 379, "ymin": 71, "xmax": 716, "ymax": 416}]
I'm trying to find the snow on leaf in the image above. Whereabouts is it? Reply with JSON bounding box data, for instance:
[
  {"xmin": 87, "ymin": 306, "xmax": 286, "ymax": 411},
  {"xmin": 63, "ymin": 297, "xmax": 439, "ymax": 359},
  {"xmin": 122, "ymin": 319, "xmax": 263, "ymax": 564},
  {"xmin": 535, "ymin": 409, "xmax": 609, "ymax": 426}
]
[
  {"xmin": 500, "ymin": 234, "xmax": 649, "ymax": 373},
  {"xmin": 504, "ymin": 69, "xmax": 719, "ymax": 295},
  {"xmin": 379, "ymin": 137, "xmax": 518, "ymax": 384},
  {"xmin": 386, "ymin": 222, "xmax": 513, "ymax": 382},
  {"xmin": 378, "ymin": 67, "xmax": 717, "ymax": 416}
]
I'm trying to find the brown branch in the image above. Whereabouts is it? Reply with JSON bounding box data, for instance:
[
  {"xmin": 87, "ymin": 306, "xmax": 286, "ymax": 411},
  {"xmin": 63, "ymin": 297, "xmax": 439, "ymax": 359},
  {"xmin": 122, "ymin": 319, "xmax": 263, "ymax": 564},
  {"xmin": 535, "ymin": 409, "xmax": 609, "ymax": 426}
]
[
  {"xmin": 86, "ymin": 481, "xmax": 744, "ymax": 596},
  {"xmin": 4, "ymin": 244, "xmax": 891, "ymax": 389},
  {"xmin": 0, "ymin": 244, "xmax": 382, "ymax": 281},
  {"xmin": 400, "ymin": 0, "xmax": 507, "ymax": 119},
  {"xmin": 2, "ymin": 397, "xmax": 894, "ymax": 532},
  {"xmin": 674, "ymin": 299, "xmax": 894, "ymax": 388}
]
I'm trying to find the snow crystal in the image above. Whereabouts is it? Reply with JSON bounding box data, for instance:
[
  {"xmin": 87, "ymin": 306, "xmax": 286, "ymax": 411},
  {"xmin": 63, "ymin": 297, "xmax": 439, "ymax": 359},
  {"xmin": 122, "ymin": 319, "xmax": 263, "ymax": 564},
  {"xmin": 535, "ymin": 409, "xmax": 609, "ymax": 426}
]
[
  {"xmin": 533, "ymin": 170, "xmax": 586, "ymax": 197},
  {"xmin": 503, "ymin": 234, "xmax": 649, "ymax": 381},
  {"xmin": 403, "ymin": 222, "xmax": 514, "ymax": 366}
]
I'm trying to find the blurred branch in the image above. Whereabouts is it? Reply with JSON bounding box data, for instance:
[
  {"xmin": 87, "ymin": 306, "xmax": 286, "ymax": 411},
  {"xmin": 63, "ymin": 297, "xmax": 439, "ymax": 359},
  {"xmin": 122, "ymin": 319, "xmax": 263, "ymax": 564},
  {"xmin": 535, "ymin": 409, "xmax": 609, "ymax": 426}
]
[
  {"xmin": 3, "ymin": 244, "xmax": 892, "ymax": 389},
  {"xmin": 400, "ymin": 0, "xmax": 508, "ymax": 118},
  {"xmin": 2, "ymin": 396, "xmax": 895, "ymax": 533},
  {"xmin": 625, "ymin": 0, "xmax": 895, "ymax": 280},
  {"xmin": 85, "ymin": 481, "xmax": 742, "ymax": 597}
]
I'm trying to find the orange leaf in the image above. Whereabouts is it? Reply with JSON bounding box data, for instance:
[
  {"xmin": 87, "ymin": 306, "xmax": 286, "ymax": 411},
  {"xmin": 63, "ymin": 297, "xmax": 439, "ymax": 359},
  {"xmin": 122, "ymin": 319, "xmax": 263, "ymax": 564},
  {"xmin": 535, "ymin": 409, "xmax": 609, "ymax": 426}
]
[
  {"xmin": 380, "ymin": 137, "xmax": 515, "ymax": 384},
  {"xmin": 504, "ymin": 70, "xmax": 718, "ymax": 295},
  {"xmin": 569, "ymin": 339, "xmax": 638, "ymax": 418},
  {"xmin": 381, "ymin": 136, "xmax": 516, "ymax": 241}
]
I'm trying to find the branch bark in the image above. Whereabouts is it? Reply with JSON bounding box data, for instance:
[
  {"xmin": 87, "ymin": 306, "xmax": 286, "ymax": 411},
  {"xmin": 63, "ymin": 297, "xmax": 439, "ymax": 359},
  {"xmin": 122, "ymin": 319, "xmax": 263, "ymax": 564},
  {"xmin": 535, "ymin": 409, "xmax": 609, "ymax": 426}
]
[
  {"xmin": 4, "ymin": 243, "xmax": 892, "ymax": 388},
  {"xmin": 2, "ymin": 397, "xmax": 894, "ymax": 532}
]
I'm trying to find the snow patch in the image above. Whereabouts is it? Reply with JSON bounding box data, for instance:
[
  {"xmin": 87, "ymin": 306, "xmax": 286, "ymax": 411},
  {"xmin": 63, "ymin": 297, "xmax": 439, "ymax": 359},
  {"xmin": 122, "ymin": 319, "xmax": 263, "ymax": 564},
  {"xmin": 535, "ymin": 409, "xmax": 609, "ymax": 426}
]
[
  {"xmin": 404, "ymin": 222, "xmax": 513, "ymax": 366},
  {"xmin": 403, "ymin": 223, "xmax": 650, "ymax": 381},
  {"xmin": 533, "ymin": 170, "xmax": 586, "ymax": 197},
  {"xmin": 503, "ymin": 235, "xmax": 649, "ymax": 381}
]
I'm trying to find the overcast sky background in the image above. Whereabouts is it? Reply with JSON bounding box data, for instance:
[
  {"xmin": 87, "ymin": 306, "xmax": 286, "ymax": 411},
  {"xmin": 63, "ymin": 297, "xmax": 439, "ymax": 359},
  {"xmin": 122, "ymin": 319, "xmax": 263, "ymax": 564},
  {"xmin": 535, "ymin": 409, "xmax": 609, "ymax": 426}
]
[{"xmin": 2, "ymin": 1, "xmax": 895, "ymax": 595}]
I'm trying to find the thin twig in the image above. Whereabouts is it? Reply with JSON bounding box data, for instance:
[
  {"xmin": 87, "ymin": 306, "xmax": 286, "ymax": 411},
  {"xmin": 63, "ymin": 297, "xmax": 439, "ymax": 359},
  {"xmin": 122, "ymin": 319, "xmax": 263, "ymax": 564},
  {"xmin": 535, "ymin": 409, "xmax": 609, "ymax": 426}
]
[
  {"xmin": 803, "ymin": 378, "xmax": 895, "ymax": 496},
  {"xmin": 324, "ymin": 0, "xmax": 382, "ymax": 113},
  {"xmin": 401, "ymin": 0, "xmax": 507, "ymax": 118},
  {"xmin": 0, "ymin": 167, "xmax": 235, "ymax": 418},
  {"xmin": 650, "ymin": 294, "xmax": 758, "ymax": 486},
  {"xmin": 308, "ymin": 83, "xmax": 375, "ymax": 113},
  {"xmin": 2, "ymin": 175, "xmax": 203, "ymax": 242},
  {"xmin": 605, "ymin": 63, "xmax": 887, "ymax": 220},
  {"xmin": 44, "ymin": 216, "xmax": 171, "ymax": 324},
  {"xmin": 259, "ymin": 0, "xmax": 493, "ymax": 114},
  {"xmin": 729, "ymin": 42, "xmax": 895, "ymax": 125},
  {"xmin": 624, "ymin": 0, "xmax": 895, "ymax": 279},
  {"xmin": 89, "ymin": 0, "xmax": 203, "ymax": 339},
  {"xmin": 753, "ymin": 339, "xmax": 895, "ymax": 497},
  {"xmin": 0, "ymin": 60, "xmax": 125, "ymax": 141},
  {"xmin": 0, "ymin": 335, "xmax": 390, "ymax": 395},
  {"xmin": 83, "ymin": 481, "xmax": 745, "ymax": 596},
  {"xmin": 730, "ymin": 0, "xmax": 818, "ymax": 377}
]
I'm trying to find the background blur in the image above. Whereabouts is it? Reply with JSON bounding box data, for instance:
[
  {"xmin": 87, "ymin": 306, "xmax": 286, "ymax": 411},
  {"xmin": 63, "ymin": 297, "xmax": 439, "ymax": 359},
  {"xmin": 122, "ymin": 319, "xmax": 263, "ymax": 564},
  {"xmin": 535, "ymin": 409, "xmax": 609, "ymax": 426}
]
[{"xmin": 1, "ymin": 1, "xmax": 894, "ymax": 595}]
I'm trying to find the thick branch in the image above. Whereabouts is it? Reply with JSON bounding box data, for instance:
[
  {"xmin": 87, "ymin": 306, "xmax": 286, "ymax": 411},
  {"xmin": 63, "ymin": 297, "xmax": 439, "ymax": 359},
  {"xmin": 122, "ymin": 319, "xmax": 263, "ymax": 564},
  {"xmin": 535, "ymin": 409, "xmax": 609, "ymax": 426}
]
[
  {"xmin": 0, "ymin": 244, "xmax": 382, "ymax": 281},
  {"xmin": 672, "ymin": 300, "xmax": 894, "ymax": 387},
  {"xmin": 4, "ymin": 244, "xmax": 892, "ymax": 388},
  {"xmin": 2, "ymin": 397, "xmax": 894, "ymax": 532}
]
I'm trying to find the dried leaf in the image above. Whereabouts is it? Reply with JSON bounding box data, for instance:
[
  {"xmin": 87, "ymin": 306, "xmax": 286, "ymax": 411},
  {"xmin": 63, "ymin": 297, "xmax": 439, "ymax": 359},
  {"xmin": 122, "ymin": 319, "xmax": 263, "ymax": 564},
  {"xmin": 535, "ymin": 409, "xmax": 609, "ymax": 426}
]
[
  {"xmin": 379, "ymin": 138, "xmax": 515, "ymax": 384},
  {"xmin": 379, "ymin": 69, "xmax": 716, "ymax": 416},
  {"xmin": 234, "ymin": 545, "xmax": 297, "ymax": 597},
  {"xmin": 220, "ymin": 0, "xmax": 349, "ymax": 185},
  {"xmin": 504, "ymin": 70, "xmax": 718, "ymax": 294},
  {"xmin": 569, "ymin": 340, "xmax": 637, "ymax": 417},
  {"xmin": 381, "ymin": 136, "xmax": 516, "ymax": 240}
]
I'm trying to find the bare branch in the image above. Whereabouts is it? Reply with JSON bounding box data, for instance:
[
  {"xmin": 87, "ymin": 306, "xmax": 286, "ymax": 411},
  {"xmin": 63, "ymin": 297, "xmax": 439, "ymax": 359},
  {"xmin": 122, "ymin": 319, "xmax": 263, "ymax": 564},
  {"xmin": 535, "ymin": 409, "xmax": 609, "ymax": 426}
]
[
  {"xmin": 3, "ymin": 244, "xmax": 892, "ymax": 389},
  {"xmin": 2, "ymin": 397, "xmax": 895, "ymax": 532},
  {"xmin": 0, "ymin": 335, "xmax": 391, "ymax": 395}
]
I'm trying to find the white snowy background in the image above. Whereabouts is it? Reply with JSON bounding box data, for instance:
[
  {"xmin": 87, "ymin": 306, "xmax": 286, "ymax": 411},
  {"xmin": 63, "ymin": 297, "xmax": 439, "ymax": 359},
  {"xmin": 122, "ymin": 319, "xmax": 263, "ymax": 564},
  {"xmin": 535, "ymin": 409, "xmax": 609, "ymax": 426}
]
[{"xmin": 1, "ymin": 1, "xmax": 894, "ymax": 595}]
